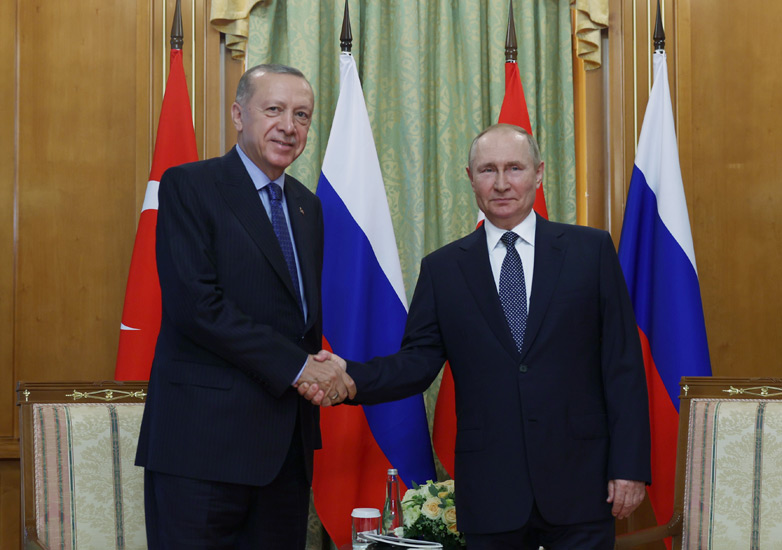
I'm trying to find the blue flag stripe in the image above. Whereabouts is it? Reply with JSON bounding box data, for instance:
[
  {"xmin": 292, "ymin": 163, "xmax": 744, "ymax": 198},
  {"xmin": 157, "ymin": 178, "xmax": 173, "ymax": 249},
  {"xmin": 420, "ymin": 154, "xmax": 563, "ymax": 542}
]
[{"xmin": 619, "ymin": 166, "xmax": 711, "ymax": 409}]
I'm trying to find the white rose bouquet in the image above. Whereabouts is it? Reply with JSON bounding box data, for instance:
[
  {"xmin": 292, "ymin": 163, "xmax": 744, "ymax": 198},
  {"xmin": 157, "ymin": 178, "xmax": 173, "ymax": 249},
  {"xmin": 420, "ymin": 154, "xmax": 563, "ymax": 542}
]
[{"xmin": 398, "ymin": 480, "xmax": 465, "ymax": 549}]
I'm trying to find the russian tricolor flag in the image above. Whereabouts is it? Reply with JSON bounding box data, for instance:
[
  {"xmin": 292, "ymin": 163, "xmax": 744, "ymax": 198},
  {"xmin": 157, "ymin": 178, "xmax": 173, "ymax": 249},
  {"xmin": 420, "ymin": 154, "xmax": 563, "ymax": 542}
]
[
  {"xmin": 313, "ymin": 52, "xmax": 437, "ymax": 547},
  {"xmin": 618, "ymin": 50, "xmax": 711, "ymax": 542}
]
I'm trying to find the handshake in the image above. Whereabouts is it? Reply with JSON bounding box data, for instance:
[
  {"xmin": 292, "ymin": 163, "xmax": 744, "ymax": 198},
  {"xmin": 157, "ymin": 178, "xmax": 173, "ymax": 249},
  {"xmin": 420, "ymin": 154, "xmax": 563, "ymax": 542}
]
[{"xmin": 295, "ymin": 350, "xmax": 356, "ymax": 407}]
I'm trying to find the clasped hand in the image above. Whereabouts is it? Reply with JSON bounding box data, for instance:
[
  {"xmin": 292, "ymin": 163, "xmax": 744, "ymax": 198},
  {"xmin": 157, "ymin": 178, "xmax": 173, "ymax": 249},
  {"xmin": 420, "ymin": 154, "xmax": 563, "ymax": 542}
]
[{"xmin": 295, "ymin": 351, "xmax": 355, "ymax": 407}]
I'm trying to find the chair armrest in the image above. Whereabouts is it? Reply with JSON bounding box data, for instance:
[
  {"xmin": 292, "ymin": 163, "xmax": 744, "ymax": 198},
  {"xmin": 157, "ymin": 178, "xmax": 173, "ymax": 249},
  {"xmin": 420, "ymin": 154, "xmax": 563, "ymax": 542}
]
[
  {"xmin": 23, "ymin": 530, "xmax": 49, "ymax": 550},
  {"xmin": 614, "ymin": 515, "xmax": 682, "ymax": 549}
]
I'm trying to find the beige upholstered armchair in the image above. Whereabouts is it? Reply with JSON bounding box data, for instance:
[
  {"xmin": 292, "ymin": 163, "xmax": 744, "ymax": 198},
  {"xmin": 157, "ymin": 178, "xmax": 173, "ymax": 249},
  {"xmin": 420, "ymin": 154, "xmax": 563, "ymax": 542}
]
[
  {"xmin": 17, "ymin": 381, "xmax": 148, "ymax": 550},
  {"xmin": 616, "ymin": 377, "xmax": 782, "ymax": 549}
]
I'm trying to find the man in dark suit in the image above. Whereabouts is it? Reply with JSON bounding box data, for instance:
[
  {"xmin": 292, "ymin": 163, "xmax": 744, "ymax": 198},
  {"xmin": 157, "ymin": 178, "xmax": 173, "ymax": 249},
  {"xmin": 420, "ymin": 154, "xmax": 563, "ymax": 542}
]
[
  {"xmin": 302, "ymin": 124, "xmax": 651, "ymax": 549},
  {"xmin": 136, "ymin": 64, "xmax": 355, "ymax": 550}
]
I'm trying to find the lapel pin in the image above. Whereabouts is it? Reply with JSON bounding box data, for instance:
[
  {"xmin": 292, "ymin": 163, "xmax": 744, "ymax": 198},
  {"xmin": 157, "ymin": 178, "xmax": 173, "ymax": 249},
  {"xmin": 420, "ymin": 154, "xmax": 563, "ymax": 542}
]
[{"xmin": 299, "ymin": 207, "xmax": 305, "ymax": 215}]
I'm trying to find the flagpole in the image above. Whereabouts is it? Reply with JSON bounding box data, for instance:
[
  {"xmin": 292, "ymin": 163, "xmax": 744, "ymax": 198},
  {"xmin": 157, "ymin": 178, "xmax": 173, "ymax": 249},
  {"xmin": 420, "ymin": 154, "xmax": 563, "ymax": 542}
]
[
  {"xmin": 171, "ymin": 0, "xmax": 183, "ymax": 50},
  {"xmin": 505, "ymin": 0, "xmax": 517, "ymax": 63},
  {"xmin": 340, "ymin": 0, "xmax": 352, "ymax": 53},
  {"xmin": 653, "ymin": 0, "xmax": 665, "ymax": 51}
]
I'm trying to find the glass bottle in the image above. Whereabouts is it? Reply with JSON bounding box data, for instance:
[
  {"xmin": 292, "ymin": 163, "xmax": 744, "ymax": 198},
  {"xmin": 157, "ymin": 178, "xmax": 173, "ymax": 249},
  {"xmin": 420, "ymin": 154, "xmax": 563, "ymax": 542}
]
[{"xmin": 382, "ymin": 468, "xmax": 403, "ymax": 535}]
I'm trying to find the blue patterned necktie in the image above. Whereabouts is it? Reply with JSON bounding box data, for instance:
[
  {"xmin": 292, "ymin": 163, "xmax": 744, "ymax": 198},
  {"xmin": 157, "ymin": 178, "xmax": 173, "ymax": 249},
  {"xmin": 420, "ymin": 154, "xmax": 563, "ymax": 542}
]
[
  {"xmin": 499, "ymin": 231, "xmax": 528, "ymax": 352},
  {"xmin": 265, "ymin": 183, "xmax": 303, "ymax": 312}
]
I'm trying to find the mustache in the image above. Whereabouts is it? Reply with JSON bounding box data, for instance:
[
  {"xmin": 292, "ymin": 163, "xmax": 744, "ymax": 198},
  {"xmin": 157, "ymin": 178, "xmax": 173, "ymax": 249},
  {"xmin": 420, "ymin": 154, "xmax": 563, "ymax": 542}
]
[{"xmin": 272, "ymin": 137, "xmax": 296, "ymax": 146}]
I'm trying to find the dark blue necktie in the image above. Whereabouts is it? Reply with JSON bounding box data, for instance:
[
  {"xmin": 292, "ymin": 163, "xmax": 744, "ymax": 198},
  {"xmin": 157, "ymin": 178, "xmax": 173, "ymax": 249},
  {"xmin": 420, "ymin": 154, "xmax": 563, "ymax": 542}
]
[
  {"xmin": 265, "ymin": 183, "xmax": 303, "ymax": 312},
  {"xmin": 499, "ymin": 231, "xmax": 528, "ymax": 352}
]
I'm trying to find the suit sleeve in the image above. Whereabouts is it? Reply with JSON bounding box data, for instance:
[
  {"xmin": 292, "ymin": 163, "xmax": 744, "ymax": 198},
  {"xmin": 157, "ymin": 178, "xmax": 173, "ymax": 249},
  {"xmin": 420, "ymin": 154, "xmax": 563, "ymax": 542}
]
[
  {"xmin": 347, "ymin": 257, "xmax": 447, "ymax": 403},
  {"xmin": 598, "ymin": 231, "xmax": 652, "ymax": 484},
  {"xmin": 155, "ymin": 167, "xmax": 311, "ymax": 397}
]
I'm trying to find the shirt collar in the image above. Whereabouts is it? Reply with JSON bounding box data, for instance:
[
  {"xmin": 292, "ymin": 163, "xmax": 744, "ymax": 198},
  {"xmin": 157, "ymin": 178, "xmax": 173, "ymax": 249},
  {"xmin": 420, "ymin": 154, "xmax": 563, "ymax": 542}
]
[
  {"xmin": 236, "ymin": 144, "xmax": 286, "ymax": 192},
  {"xmin": 484, "ymin": 210, "xmax": 537, "ymax": 252}
]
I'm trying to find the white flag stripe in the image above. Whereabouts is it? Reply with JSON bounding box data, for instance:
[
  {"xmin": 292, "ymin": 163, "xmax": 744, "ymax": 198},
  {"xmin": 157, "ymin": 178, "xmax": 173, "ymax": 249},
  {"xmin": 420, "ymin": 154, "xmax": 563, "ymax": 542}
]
[
  {"xmin": 634, "ymin": 52, "xmax": 697, "ymax": 271},
  {"xmin": 321, "ymin": 53, "xmax": 407, "ymax": 308},
  {"xmin": 141, "ymin": 180, "xmax": 160, "ymax": 213}
]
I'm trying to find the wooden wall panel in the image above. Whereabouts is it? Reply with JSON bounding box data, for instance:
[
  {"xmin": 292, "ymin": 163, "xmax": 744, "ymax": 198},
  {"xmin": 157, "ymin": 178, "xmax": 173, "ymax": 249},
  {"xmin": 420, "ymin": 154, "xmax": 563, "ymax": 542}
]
[
  {"xmin": 0, "ymin": 0, "xmax": 17, "ymax": 449},
  {"xmin": 0, "ymin": 0, "xmax": 19, "ymax": 543},
  {"xmin": 192, "ymin": 0, "xmax": 242, "ymax": 160},
  {"xmin": 683, "ymin": 0, "xmax": 782, "ymax": 376},
  {"xmin": 14, "ymin": 0, "xmax": 139, "ymax": 382},
  {"xmin": 575, "ymin": 40, "xmax": 611, "ymax": 232},
  {"xmin": 0, "ymin": 460, "xmax": 21, "ymax": 549}
]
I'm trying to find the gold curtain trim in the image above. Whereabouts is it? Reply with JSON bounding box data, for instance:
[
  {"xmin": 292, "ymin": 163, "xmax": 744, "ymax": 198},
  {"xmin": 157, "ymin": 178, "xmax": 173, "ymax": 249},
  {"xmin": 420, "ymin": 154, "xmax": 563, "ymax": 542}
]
[
  {"xmin": 570, "ymin": 0, "xmax": 608, "ymax": 70},
  {"xmin": 210, "ymin": 0, "xmax": 263, "ymax": 60}
]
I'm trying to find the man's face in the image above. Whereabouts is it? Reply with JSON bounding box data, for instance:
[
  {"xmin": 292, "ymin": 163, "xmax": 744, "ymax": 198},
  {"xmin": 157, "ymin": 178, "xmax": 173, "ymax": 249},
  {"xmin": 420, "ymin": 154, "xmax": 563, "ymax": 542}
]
[
  {"xmin": 467, "ymin": 129, "xmax": 544, "ymax": 230},
  {"xmin": 231, "ymin": 72, "xmax": 314, "ymax": 180}
]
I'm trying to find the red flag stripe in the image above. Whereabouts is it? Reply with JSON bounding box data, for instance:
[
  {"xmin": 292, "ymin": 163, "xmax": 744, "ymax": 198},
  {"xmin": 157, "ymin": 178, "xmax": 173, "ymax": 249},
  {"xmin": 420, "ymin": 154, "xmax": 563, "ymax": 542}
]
[{"xmin": 638, "ymin": 327, "xmax": 678, "ymax": 549}]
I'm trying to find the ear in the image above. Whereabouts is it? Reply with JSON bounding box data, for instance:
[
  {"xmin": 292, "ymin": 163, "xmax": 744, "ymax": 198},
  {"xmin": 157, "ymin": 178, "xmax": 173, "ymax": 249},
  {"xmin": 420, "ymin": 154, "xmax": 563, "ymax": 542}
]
[
  {"xmin": 535, "ymin": 161, "xmax": 545, "ymax": 188},
  {"xmin": 465, "ymin": 166, "xmax": 472, "ymax": 181},
  {"xmin": 230, "ymin": 102, "xmax": 243, "ymax": 132}
]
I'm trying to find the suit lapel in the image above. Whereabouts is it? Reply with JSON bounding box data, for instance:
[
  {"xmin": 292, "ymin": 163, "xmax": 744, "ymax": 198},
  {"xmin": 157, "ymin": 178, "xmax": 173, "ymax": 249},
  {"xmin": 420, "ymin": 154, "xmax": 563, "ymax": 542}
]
[
  {"xmin": 457, "ymin": 227, "xmax": 520, "ymax": 361},
  {"xmin": 521, "ymin": 216, "xmax": 567, "ymax": 358},
  {"xmin": 284, "ymin": 175, "xmax": 320, "ymax": 328},
  {"xmin": 217, "ymin": 148, "xmax": 300, "ymax": 304}
]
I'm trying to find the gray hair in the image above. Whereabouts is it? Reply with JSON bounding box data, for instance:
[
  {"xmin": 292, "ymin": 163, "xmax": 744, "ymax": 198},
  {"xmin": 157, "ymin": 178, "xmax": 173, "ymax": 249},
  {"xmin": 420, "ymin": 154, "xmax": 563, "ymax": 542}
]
[
  {"xmin": 235, "ymin": 64, "xmax": 311, "ymax": 105},
  {"xmin": 468, "ymin": 123, "xmax": 542, "ymax": 172}
]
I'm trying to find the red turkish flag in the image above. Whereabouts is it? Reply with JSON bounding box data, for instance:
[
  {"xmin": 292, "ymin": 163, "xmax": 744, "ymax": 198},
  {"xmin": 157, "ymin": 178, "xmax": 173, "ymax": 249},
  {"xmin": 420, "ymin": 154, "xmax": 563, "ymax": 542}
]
[{"xmin": 115, "ymin": 48, "xmax": 198, "ymax": 380}]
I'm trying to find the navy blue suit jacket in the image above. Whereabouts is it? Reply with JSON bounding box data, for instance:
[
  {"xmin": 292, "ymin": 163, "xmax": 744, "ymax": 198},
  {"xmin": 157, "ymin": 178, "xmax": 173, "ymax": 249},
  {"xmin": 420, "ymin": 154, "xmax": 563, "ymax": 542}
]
[
  {"xmin": 347, "ymin": 216, "xmax": 651, "ymax": 533},
  {"xmin": 136, "ymin": 147, "xmax": 324, "ymax": 486}
]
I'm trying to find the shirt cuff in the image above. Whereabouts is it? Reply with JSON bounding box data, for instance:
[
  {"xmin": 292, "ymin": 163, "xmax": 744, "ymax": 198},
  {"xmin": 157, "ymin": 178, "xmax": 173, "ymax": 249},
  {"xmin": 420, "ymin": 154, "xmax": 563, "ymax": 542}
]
[{"xmin": 291, "ymin": 360, "xmax": 307, "ymax": 386}]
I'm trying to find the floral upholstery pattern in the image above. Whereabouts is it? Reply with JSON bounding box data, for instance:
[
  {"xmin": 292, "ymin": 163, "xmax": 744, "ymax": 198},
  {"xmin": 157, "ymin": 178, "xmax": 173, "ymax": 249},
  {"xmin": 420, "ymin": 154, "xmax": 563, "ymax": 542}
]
[
  {"xmin": 683, "ymin": 400, "xmax": 782, "ymax": 549},
  {"xmin": 32, "ymin": 403, "xmax": 146, "ymax": 550}
]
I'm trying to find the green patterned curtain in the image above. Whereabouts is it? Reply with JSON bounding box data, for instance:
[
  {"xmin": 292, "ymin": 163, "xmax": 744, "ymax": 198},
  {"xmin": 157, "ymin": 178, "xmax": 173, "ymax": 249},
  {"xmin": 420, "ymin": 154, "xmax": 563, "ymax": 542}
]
[{"xmin": 247, "ymin": 0, "xmax": 576, "ymax": 304}]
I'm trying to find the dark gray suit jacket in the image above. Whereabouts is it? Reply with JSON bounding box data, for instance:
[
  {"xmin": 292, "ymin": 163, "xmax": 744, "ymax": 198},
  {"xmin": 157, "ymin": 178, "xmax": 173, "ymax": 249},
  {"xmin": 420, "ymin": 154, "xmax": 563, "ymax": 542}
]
[
  {"xmin": 347, "ymin": 216, "xmax": 651, "ymax": 533},
  {"xmin": 136, "ymin": 147, "xmax": 324, "ymax": 486}
]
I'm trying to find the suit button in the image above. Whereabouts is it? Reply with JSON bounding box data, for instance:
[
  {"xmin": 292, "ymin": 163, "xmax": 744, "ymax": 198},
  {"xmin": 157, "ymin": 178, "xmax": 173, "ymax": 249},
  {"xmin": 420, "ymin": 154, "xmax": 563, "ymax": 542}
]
[{"xmin": 519, "ymin": 364, "xmax": 528, "ymax": 373}]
